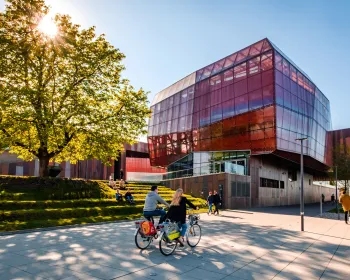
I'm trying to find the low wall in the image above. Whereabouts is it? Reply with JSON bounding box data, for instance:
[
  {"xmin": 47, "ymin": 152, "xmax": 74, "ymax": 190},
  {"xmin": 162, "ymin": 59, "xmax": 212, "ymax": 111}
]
[{"xmin": 162, "ymin": 172, "xmax": 252, "ymax": 209}]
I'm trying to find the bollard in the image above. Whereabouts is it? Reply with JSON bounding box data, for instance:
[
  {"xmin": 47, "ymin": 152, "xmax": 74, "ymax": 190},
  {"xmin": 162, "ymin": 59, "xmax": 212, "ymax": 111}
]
[{"xmin": 320, "ymin": 194, "xmax": 322, "ymax": 217}]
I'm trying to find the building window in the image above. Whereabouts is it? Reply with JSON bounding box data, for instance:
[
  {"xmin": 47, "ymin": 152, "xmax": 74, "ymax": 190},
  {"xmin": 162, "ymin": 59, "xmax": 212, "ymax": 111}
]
[
  {"xmin": 260, "ymin": 177, "xmax": 281, "ymax": 189},
  {"xmin": 280, "ymin": 181, "xmax": 285, "ymax": 189},
  {"xmin": 231, "ymin": 181, "xmax": 250, "ymax": 197},
  {"xmin": 288, "ymin": 170, "xmax": 297, "ymax": 182}
]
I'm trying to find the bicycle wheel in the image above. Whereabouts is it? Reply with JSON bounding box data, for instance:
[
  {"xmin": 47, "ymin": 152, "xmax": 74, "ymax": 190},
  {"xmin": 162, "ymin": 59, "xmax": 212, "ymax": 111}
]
[
  {"xmin": 135, "ymin": 229, "xmax": 152, "ymax": 250},
  {"xmin": 187, "ymin": 224, "xmax": 201, "ymax": 247},
  {"xmin": 159, "ymin": 235, "xmax": 177, "ymax": 256}
]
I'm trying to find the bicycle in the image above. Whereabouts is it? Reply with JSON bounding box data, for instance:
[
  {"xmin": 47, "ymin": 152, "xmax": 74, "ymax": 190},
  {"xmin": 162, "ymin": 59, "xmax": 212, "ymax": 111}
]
[
  {"xmin": 158, "ymin": 208, "xmax": 201, "ymax": 256},
  {"xmin": 134, "ymin": 210, "xmax": 164, "ymax": 250}
]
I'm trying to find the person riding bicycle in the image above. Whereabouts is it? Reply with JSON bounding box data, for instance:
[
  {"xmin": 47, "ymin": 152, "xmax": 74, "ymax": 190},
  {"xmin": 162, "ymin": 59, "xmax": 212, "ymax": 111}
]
[
  {"xmin": 143, "ymin": 185, "xmax": 170, "ymax": 225},
  {"xmin": 165, "ymin": 188, "xmax": 198, "ymax": 247}
]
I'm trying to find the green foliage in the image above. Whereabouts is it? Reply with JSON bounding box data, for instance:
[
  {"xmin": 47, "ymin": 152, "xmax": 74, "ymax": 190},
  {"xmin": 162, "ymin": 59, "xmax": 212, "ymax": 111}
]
[
  {"xmin": 0, "ymin": 0, "xmax": 150, "ymax": 176},
  {"xmin": 331, "ymin": 145, "xmax": 350, "ymax": 189}
]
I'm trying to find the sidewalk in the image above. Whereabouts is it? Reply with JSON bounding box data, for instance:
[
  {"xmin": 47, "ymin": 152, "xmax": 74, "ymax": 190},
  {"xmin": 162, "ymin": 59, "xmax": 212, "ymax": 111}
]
[{"xmin": 0, "ymin": 207, "xmax": 349, "ymax": 280}]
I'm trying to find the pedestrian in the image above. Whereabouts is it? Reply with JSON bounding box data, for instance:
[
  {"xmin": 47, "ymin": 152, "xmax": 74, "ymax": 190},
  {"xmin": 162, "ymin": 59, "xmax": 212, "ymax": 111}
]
[
  {"xmin": 120, "ymin": 169, "xmax": 124, "ymax": 180},
  {"xmin": 207, "ymin": 191, "xmax": 214, "ymax": 215},
  {"xmin": 213, "ymin": 190, "xmax": 221, "ymax": 216},
  {"xmin": 331, "ymin": 194, "xmax": 335, "ymax": 204},
  {"xmin": 339, "ymin": 190, "xmax": 350, "ymax": 224},
  {"xmin": 322, "ymin": 193, "xmax": 325, "ymax": 204}
]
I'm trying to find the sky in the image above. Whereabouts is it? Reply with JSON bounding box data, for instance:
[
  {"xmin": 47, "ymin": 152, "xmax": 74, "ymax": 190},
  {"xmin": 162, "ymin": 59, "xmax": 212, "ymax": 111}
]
[{"xmin": 1, "ymin": 0, "xmax": 350, "ymax": 130}]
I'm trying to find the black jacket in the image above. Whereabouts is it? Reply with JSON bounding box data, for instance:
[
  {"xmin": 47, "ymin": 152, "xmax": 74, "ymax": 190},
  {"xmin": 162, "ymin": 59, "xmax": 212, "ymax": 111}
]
[
  {"xmin": 207, "ymin": 195, "xmax": 214, "ymax": 204},
  {"xmin": 213, "ymin": 194, "xmax": 221, "ymax": 204},
  {"xmin": 166, "ymin": 197, "xmax": 196, "ymax": 224}
]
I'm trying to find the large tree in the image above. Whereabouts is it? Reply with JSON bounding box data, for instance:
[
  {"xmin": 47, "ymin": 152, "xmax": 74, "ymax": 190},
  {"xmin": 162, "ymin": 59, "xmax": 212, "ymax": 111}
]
[
  {"xmin": 331, "ymin": 144, "xmax": 350, "ymax": 190},
  {"xmin": 0, "ymin": 0, "xmax": 150, "ymax": 176}
]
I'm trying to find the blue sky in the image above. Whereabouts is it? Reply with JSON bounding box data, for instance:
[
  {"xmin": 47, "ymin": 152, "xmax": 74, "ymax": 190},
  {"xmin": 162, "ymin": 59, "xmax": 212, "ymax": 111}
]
[{"xmin": 1, "ymin": 0, "xmax": 349, "ymax": 130}]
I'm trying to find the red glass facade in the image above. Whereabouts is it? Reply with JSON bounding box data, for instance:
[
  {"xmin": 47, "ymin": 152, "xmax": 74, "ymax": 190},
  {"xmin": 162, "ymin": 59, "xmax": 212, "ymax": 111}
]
[{"xmin": 148, "ymin": 38, "xmax": 332, "ymax": 171}]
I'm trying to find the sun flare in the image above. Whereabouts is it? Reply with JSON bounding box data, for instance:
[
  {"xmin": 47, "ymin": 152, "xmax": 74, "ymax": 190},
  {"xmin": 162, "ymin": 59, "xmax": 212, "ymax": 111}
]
[{"xmin": 38, "ymin": 14, "xmax": 57, "ymax": 37}]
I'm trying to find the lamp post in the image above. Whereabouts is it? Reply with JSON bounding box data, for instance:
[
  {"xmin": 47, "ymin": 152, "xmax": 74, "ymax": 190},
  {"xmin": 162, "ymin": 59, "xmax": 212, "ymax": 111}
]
[
  {"xmin": 296, "ymin": 137, "xmax": 308, "ymax": 231},
  {"xmin": 335, "ymin": 165, "xmax": 339, "ymax": 220}
]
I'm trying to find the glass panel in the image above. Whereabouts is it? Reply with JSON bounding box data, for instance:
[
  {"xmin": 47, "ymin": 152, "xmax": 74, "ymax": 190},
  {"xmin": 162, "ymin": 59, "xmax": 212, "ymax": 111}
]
[
  {"xmin": 262, "ymin": 84, "xmax": 274, "ymax": 106},
  {"xmin": 200, "ymin": 93, "xmax": 210, "ymax": 110},
  {"xmin": 248, "ymin": 56, "xmax": 261, "ymax": 75},
  {"xmin": 178, "ymin": 116, "xmax": 186, "ymax": 132},
  {"xmin": 235, "ymin": 94, "xmax": 249, "ymax": 115},
  {"xmin": 248, "ymin": 73, "xmax": 262, "ymax": 92},
  {"xmin": 172, "ymin": 105, "xmax": 179, "ymax": 119},
  {"xmin": 199, "ymin": 108, "xmax": 210, "ymax": 127},
  {"xmin": 234, "ymin": 79, "xmax": 248, "ymax": 97},
  {"xmin": 284, "ymin": 90, "xmax": 291, "ymax": 109},
  {"xmin": 223, "ymin": 69, "xmax": 234, "ymax": 86},
  {"xmin": 290, "ymin": 65, "xmax": 297, "ymax": 82},
  {"xmin": 261, "ymin": 51, "xmax": 273, "ymax": 71},
  {"xmin": 210, "ymin": 89, "xmax": 221, "ymax": 105},
  {"xmin": 275, "ymin": 52, "xmax": 283, "ymax": 72},
  {"xmin": 276, "ymin": 85, "xmax": 284, "ymax": 106},
  {"xmin": 249, "ymin": 89, "xmax": 263, "ymax": 111},
  {"xmin": 235, "ymin": 47, "xmax": 250, "ymax": 64},
  {"xmin": 174, "ymin": 92, "xmax": 180, "ymax": 106},
  {"xmin": 211, "ymin": 104, "xmax": 223, "ymax": 123},
  {"xmin": 211, "ymin": 59, "xmax": 225, "ymax": 75},
  {"xmin": 222, "ymin": 84, "xmax": 234, "ymax": 102},
  {"xmin": 201, "ymin": 65, "xmax": 214, "ymax": 80},
  {"xmin": 186, "ymin": 99, "xmax": 193, "ymax": 115},
  {"xmin": 249, "ymin": 41, "xmax": 264, "ymax": 56},
  {"xmin": 187, "ymin": 85, "xmax": 195, "ymax": 100},
  {"xmin": 223, "ymin": 53, "xmax": 237, "ymax": 69},
  {"xmin": 282, "ymin": 59, "xmax": 290, "ymax": 76},
  {"xmin": 222, "ymin": 99, "xmax": 235, "ymax": 119},
  {"xmin": 261, "ymin": 39, "xmax": 272, "ymax": 52},
  {"xmin": 210, "ymin": 74, "xmax": 222, "ymax": 91},
  {"xmin": 234, "ymin": 62, "xmax": 247, "ymax": 82},
  {"xmin": 179, "ymin": 102, "xmax": 187, "ymax": 117},
  {"xmin": 180, "ymin": 89, "xmax": 188, "ymax": 103}
]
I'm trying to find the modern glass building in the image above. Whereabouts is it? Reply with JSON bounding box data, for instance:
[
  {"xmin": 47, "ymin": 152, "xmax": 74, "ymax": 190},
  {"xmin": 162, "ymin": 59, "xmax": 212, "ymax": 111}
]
[{"xmin": 148, "ymin": 39, "xmax": 331, "ymax": 178}]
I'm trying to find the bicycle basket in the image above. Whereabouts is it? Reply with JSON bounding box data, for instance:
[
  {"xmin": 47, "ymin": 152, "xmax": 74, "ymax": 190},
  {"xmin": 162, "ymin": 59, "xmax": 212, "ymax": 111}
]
[
  {"xmin": 160, "ymin": 221, "xmax": 180, "ymax": 241},
  {"xmin": 140, "ymin": 221, "xmax": 156, "ymax": 236}
]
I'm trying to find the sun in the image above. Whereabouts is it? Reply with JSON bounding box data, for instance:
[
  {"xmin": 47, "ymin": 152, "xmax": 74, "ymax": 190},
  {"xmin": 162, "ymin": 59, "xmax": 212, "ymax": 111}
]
[{"xmin": 38, "ymin": 14, "xmax": 57, "ymax": 37}]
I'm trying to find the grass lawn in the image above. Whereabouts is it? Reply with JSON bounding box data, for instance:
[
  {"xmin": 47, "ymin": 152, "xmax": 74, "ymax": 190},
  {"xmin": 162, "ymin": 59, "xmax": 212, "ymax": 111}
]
[
  {"xmin": 0, "ymin": 176, "xmax": 208, "ymax": 232},
  {"xmin": 328, "ymin": 204, "xmax": 345, "ymax": 213}
]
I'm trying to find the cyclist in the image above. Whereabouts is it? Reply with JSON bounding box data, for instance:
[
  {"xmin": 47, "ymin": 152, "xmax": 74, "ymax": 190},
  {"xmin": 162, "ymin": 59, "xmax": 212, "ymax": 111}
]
[
  {"xmin": 166, "ymin": 188, "xmax": 198, "ymax": 247},
  {"xmin": 143, "ymin": 185, "xmax": 170, "ymax": 225}
]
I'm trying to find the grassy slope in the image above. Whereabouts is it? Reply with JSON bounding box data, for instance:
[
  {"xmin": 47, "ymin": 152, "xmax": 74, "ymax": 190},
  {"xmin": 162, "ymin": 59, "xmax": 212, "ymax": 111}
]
[{"xmin": 0, "ymin": 176, "xmax": 207, "ymax": 232}]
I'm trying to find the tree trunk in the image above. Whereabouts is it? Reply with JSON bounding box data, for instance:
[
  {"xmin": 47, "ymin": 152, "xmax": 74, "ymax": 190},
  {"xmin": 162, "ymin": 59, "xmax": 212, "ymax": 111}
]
[{"xmin": 39, "ymin": 156, "xmax": 50, "ymax": 177}]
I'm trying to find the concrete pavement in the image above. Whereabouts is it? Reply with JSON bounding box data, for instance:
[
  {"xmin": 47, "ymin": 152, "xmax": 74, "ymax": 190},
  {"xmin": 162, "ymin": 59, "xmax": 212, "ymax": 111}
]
[{"xmin": 1, "ymin": 206, "xmax": 350, "ymax": 280}]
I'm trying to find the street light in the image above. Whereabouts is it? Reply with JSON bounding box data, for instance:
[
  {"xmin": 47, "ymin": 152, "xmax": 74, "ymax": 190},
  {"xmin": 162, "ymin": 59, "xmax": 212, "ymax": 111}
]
[
  {"xmin": 335, "ymin": 165, "xmax": 339, "ymax": 220},
  {"xmin": 296, "ymin": 137, "xmax": 308, "ymax": 231}
]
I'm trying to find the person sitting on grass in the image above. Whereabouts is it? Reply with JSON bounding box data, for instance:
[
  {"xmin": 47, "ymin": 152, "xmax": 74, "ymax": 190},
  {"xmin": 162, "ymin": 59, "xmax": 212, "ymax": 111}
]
[
  {"xmin": 125, "ymin": 188, "xmax": 135, "ymax": 204},
  {"xmin": 119, "ymin": 179, "xmax": 126, "ymax": 190},
  {"xmin": 115, "ymin": 189, "xmax": 123, "ymax": 202},
  {"xmin": 109, "ymin": 177, "xmax": 116, "ymax": 189}
]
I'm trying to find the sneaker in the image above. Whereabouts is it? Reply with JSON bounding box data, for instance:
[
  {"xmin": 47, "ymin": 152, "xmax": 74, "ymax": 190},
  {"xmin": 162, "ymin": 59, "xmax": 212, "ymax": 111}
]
[{"xmin": 177, "ymin": 238, "xmax": 185, "ymax": 247}]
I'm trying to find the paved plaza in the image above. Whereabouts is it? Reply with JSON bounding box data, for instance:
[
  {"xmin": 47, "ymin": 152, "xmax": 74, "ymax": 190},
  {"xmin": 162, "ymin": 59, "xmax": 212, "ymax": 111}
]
[{"xmin": 1, "ymin": 205, "xmax": 350, "ymax": 280}]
